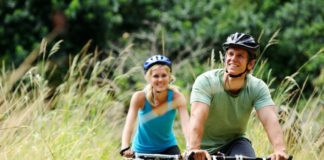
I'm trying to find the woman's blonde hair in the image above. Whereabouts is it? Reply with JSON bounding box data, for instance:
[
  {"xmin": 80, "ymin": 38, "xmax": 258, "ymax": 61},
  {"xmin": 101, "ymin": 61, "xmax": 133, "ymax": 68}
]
[{"xmin": 144, "ymin": 64, "xmax": 178, "ymax": 106}]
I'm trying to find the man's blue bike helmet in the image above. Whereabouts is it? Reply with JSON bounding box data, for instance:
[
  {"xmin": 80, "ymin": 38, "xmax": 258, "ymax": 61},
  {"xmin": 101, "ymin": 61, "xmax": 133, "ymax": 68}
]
[
  {"xmin": 223, "ymin": 32, "xmax": 259, "ymax": 59},
  {"xmin": 144, "ymin": 55, "xmax": 172, "ymax": 73}
]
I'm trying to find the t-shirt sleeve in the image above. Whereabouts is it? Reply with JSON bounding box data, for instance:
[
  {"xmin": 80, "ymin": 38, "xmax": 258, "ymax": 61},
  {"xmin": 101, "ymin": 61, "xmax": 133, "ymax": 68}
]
[
  {"xmin": 254, "ymin": 80, "xmax": 275, "ymax": 110},
  {"xmin": 190, "ymin": 74, "xmax": 213, "ymax": 106}
]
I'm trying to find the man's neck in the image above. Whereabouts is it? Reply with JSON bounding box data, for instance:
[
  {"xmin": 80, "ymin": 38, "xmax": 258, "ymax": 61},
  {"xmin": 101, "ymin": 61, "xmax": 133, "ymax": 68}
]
[{"xmin": 223, "ymin": 73, "xmax": 247, "ymax": 93}]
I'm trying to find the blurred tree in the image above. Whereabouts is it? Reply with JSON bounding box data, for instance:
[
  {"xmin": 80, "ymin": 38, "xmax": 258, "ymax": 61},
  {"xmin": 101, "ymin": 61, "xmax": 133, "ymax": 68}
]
[
  {"xmin": 260, "ymin": 0, "xmax": 324, "ymax": 90},
  {"xmin": 0, "ymin": 0, "xmax": 51, "ymax": 65},
  {"xmin": 0, "ymin": 0, "xmax": 323, "ymax": 94}
]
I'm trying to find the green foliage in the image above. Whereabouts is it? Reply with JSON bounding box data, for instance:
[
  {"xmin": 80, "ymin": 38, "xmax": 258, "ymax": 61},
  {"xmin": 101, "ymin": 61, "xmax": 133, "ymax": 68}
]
[
  {"xmin": 0, "ymin": 0, "xmax": 323, "ymax": 94},
  {"xmin": 263, "ymin": 0, "xmax": 324, "ymax": 88},
  {"xmin": 0, "ymin": 0, "xmax": 51, "ymax": 64}
]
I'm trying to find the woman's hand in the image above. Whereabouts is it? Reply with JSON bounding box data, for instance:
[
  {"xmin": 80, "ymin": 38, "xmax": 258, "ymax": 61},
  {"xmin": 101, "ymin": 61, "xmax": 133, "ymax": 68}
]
[{"xmin": 120, "ymin": 146, "xmax": 134, "ymax": 158}]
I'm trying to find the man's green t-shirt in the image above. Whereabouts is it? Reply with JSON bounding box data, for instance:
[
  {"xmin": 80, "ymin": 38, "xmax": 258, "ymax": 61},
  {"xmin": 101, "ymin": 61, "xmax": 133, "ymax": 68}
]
[{"xmin": 190, "ymin": 69, "xmax": 275, "ymax": 154}]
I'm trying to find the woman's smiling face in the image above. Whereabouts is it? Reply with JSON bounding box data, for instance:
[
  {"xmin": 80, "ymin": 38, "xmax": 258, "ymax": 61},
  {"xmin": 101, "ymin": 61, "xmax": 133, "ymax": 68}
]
[{"xmin": 149, "ymin": 65, "xmax": 170, "ymax": 93}]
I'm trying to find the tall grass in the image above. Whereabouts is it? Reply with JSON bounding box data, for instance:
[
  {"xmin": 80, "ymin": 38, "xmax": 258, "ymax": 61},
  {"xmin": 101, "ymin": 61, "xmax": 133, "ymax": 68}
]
[
  {"xmin": 247, "ymin": 73, "xmax": 323, "ymax": 160},
  {"xmin": 0, "ymin": 37, "xmax": 322, "ymax": 160},
  {"xmin": 248, "ymin": 31, "xmax": 323, "ymax": 160},
  {"xmin": 0, "ymin": 40, "xmax": 138, "ymax": 159}
]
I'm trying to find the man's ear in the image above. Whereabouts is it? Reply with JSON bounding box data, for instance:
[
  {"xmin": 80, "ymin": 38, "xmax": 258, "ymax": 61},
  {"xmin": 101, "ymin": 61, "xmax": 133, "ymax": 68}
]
[{"xmin": 248, "ymin": 59, "xmax": 256, "ymax": 70}]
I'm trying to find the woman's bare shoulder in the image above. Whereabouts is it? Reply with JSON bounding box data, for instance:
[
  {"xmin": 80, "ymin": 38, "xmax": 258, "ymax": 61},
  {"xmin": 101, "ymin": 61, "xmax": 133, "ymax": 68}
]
[
  {"xmin": 172, "ymin": 89, "xmax": 185, "ymax": 98},
  {"xmin": 171, "ymin": 89, "xmax": 186, "ymax": 108},
  {"xmin": 130, "ymin": 91, "xmax": 146, "ymax": 108}
]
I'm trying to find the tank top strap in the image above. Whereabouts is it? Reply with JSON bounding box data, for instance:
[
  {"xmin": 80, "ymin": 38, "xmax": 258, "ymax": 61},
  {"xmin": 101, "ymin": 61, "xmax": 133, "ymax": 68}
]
[
  {"xmin": 142, "ymin": 89, "xmax": 150, "ymax": 111},
  {"xmin": 167, "ymin": 89, "xmax": 174, "ymax": 111}
]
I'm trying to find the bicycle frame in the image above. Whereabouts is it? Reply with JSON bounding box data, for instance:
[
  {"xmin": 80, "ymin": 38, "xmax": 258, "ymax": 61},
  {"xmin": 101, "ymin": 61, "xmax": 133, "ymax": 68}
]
[{"xmin": 124, "ymin": 153, "xmax": 293, "ymax": 160}]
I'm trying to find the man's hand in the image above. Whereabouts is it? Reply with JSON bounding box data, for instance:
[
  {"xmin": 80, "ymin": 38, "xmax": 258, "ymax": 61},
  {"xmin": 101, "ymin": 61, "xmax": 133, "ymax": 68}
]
[
  {"xmin": 185, "ymin": 150, "xmax": 211, "ymax": 160},
  {"xmin": 269, "ymin": 150, "xmax": 289, "ymax": 160}
]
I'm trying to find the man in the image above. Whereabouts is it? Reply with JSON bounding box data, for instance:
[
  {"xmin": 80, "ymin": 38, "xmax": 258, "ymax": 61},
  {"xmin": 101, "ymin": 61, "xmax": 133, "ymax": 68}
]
[{"xmin": 188, "ymin": 32, "xmax": 289, "ymax": 160}]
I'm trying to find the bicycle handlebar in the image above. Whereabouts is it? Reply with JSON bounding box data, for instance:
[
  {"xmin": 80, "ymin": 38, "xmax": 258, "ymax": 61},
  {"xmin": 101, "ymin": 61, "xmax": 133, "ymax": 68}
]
[
  {"xmin": 209, "ymin": 155, "xmax": 293, "ymax": 160},
  {"xmin": 186, "ymin": 152, "xmax": 293, "ymax": 160},
  {"xmin": 125, "ymin": 152, "xmax": 293, "ymax": 160},
  {"xmin": 134, "ymin": 153, "xmax": 182, "ymax": 159}
]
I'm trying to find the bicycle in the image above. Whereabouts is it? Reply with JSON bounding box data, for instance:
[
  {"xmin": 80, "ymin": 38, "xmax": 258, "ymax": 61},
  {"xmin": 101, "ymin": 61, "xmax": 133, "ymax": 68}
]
[
  {"xmin": 123, "ymin": 152, "xmax": 293, "ymax": 160},
  {"xmin": 185, "ymin": 152, "xmax": 293, "ymax": 160}
]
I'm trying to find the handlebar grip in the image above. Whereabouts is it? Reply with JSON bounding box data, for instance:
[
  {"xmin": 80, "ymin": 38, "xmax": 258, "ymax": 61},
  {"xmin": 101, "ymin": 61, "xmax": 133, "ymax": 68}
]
[
  {"xmin": 186, "ymin": 152, "xmax": 209, "ymax": 160},
  {"xmin": 186, "ymin": 151, "xmax": 195, "ymax": 160},
  {"xmin": 119, "ymin": 146, "xmax": 131, "ymax": 156}
]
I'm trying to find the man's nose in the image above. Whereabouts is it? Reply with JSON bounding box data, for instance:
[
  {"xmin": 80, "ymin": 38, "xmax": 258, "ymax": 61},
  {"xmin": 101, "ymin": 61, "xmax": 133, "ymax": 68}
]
[{"xmin": 231, "ymin": 54, "xmax": 239, "ymax": 60}]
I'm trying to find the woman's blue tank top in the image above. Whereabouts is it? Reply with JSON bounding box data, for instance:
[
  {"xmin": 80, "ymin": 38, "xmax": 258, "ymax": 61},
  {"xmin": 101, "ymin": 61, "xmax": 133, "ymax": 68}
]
[{"xmin": 132, "ymin": 89, "xmax": 177, "ymax": 153}]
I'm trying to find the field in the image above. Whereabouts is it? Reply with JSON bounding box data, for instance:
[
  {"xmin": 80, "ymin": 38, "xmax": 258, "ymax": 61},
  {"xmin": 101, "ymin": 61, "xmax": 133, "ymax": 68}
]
[{"xmin": 0, "ymin": 40, "xmax": 323, "ymax": 160}]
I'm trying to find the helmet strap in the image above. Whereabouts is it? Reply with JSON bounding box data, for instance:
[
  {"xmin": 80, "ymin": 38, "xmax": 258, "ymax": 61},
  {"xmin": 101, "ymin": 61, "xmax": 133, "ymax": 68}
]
[
  {"xmin": 226, "ymin": 69, "xmax": 247, "ymax": 78},
  {"xmin": 225, "ymin": 61, "xmax": 250, "ymax": 78}
]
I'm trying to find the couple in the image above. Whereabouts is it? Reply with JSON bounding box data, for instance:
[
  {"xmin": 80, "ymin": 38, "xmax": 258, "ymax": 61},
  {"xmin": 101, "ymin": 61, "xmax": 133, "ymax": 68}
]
[{"xmin": 120, "ymin": 32, "xmax": 289, "ymax": 160}]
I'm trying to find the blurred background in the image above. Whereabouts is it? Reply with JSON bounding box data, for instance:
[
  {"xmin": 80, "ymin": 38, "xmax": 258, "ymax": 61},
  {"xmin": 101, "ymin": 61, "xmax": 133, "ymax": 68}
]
[
  {"xmin": 0, "ymin": 0, "xmax": 323, "ymax": 159},
  {"xmin": 1, "ymin": 0, "xmax": 323, "ymax": 91}
]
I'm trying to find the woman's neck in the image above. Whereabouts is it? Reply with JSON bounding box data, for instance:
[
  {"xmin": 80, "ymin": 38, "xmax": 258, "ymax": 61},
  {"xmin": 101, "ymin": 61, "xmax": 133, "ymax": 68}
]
[{"xmin": 152, "ymin": 89, "xmax": 168, "ymax": 106}]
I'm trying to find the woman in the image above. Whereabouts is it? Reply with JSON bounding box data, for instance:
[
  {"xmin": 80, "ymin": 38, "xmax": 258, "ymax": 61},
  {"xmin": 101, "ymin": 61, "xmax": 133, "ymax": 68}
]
[{"xmin": 120, "ymin": 54, "xmax": 189, "ymax": 158}]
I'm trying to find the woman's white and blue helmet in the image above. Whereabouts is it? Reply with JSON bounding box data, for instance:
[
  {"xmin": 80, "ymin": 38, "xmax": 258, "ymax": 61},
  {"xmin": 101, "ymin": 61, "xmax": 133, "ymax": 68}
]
[{"xmin": 144, "ymin": 55, "xmax": 172, "ymax": 73}]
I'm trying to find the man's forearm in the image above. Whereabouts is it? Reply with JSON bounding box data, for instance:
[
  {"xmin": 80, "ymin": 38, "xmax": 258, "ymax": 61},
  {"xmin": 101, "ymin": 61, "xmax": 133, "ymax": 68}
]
[
  {"xmin": 189, "ymin": 114, "xmax": 205, "ymax": 149},
  {"xmin": 189, "ymin": 102, "xmax": 209, "ymax": 150},
  {"xmin": 189, "ymin": 125, "xmax": 202, "ymax": 149},
  {"xmin": 268, "ymin": 121, "xmax": 286, "ymax": 151},
  {"xmin": 258, "ymin": 106, "xmax": 286, "ymax": 152}
]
